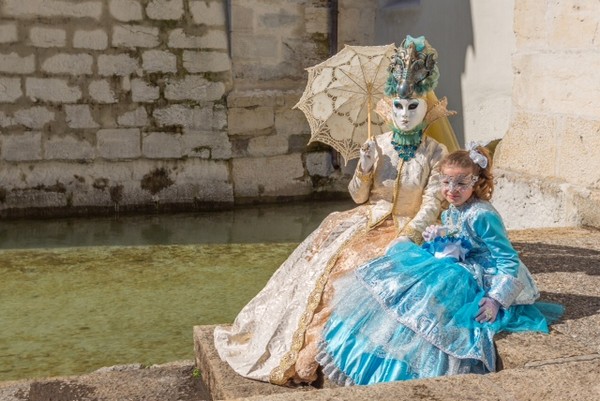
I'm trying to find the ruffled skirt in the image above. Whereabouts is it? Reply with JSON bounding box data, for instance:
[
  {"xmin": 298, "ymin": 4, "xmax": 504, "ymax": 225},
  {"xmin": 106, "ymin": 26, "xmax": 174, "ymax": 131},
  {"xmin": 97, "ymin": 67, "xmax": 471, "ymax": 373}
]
[{"xmin": 316, "ymin": 242, "xmax": 561, "ymax": 385}]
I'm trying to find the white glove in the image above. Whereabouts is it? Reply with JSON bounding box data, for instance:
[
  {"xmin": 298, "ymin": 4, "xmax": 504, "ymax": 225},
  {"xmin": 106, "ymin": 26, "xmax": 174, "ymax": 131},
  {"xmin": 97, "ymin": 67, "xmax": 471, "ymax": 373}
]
[
  {"xmin": 422, "ymin": 225, "xmax": 448, "ymax": 242},
  {"xmin": 359, "ymin": 140, "xmax": 377, "ymax": 172}
]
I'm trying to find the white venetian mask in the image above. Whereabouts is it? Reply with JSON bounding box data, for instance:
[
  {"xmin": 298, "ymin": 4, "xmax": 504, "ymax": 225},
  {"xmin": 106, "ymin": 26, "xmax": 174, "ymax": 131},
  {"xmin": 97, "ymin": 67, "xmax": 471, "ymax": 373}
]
[{"xmin": 391, "ymin": 97, "xmax": 427, "ymax": 132}]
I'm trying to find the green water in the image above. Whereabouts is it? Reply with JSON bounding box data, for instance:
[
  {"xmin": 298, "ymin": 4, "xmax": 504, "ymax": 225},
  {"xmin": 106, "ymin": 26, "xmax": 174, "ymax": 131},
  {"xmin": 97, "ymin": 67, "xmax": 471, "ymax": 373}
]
[
  {"xmin": 0, "ymin": 200, "xmax": 355, "ymax": 381},
  {"xmin": 0, "ymin": 243, "xmax": 298, "ymax": 381}
]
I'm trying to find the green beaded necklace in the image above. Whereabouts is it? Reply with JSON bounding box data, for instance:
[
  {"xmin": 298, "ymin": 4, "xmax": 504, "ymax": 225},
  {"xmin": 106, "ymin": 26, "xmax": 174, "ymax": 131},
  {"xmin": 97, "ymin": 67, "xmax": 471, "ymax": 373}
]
[{"xmin": 391, "ymin": 122, "xmax": 425, "ymax": 160}]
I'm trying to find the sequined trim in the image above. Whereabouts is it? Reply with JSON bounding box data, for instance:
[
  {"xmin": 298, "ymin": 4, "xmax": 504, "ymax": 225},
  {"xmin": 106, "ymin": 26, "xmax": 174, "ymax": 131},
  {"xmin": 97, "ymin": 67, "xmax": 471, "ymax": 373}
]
[
  {"xmin": 356, "ymin": 169, "xmax": 373, "ymax": 183},
  {"xmin": 268, "ymin": 229, "xmax": 366, "ymax": 385},
  {"xmin": 398, "ymin": 224, "xmax": 423, "ymax": 245},
  {"xmin": 368, "ymin": 209, "xmax": 390, "ymax": 230},
  {"xmin": 487, "ymin": 273, "xmax": 524, "ymax": 309}
]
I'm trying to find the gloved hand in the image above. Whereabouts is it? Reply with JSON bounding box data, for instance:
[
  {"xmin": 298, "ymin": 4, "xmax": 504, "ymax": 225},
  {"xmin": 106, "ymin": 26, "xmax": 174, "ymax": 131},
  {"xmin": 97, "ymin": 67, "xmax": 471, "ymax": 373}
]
[
  {"xmin": 476, "ymin": 297, "xmax": 501, "ymax": 323},
  {"xmin": 385, "ymin": 235, "xmax": 412, "ymax": 254},
  {"xmin": 422, "ymin": 225, "xmax": 448, "ymax": 242},
  {"xmin": 359, "ymin": 140, "xmax": 378, "ymax": 172}
]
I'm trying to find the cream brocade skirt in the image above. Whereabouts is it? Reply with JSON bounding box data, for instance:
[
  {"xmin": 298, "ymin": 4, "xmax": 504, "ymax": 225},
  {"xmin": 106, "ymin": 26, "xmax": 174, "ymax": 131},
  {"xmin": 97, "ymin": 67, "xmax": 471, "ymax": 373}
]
[{"xmin": 213, "ymin": 206, "xmax": 398, "ymax": 385}]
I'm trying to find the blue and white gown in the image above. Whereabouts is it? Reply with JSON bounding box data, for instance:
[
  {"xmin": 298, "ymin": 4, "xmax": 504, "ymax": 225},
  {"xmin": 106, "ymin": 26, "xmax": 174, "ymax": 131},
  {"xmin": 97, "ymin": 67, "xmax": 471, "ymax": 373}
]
[{"xmin": 316, "ymin": 199, "xmax": 563, "ymax": 385}]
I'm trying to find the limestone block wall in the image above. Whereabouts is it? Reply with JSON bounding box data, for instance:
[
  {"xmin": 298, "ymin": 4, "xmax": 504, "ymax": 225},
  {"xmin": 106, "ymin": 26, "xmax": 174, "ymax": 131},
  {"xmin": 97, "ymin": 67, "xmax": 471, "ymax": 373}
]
[
  {"xmin": 493, "ymin": 0, "xmax": 600, "ymax": 229},
  {"xmin": 226, "ymin": 0, "xmax": 346, "ymax": 202},
  {"xmin": 0, "ymin": 0, "xmax": 343, "ymax": 217}
]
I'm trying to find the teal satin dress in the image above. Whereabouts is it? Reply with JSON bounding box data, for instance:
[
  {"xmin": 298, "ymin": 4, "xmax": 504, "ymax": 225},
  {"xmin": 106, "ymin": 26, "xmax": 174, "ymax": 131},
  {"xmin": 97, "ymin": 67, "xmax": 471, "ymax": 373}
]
[{"xmin": 316, "ymin": 199, "xmax": 563, "ymax": 385}]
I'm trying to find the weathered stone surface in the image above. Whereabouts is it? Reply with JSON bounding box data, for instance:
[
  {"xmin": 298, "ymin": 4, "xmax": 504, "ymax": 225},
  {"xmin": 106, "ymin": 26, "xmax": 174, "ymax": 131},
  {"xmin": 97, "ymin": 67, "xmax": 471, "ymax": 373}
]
[
  {"xmin": 29, "ymin": 26, "xmax": 66, "ymax": 47},
  {"xmin": 0, "ymin": 0, "xmax": 352, "ymax": 215},
  {"xmin": 98, "ymin": 54, "xmax": 140, "ymax": 76},
  {"xmin": 555, "ymin": 116, "xmax": 600, "ymax": 188},
  {"xmin": 14, "ymin": 106, "xmax": 55, "ymax": 129},
  {"xmin": 89, "ymin": 80, "xmax": 117, "ymax": 103},
  {"xmin": 168, "ymin": 28, "xmax": 228, "ymax": 50},
  {"xmin": 1, "ymin": 131, "xmax": 42, "ymax": 161},
  {"xmin": 190, "ymin": 1, "xmax": 226, "ymax": 25},
  {"xmin": 228, "ymin": 107, "xmax": 274, "ymax": 135},
  {"xmin": 0, "ymin": 52, "xmax": 35, "ymax": 74},
  {"xmin": 247, "ymin": 134, "xmax": 289, "ymax": 157},
  {"xmin": 492, "ymin": 168, "xmax": 580, "ymax": 230},
  {"xmin": 113, "ymin": 24, "xmax": 160, "ymax": 48},
  {"xmin": 0, "ymin": 111, "xmax": 13, "ymax": 127},
  {"xmin": 142, "ymin": 50, "xmax": 177, "ymax": 73},
  {"xmin": 546, "ymin": 0, "xmax": 600, "ymax": 49},
  {"xmin": 0, "ymin": 23, "xmax": 18, "ymax": 43},
  {"xmin": 306, "ymin": 151, "xmax": 334, "ymax": 177},
  {"xmin": 2, "ymin": 0, "xmax": 103, "ymax": 19},
  {"xmin": 0, "ymin": 77, "xmax": 22, "ymax": 102},
  {"xmin": 513, "ymin": 0, "xmax": 547, "ymax": 48},
  {"xmin": 44, "ymin": 135, "xmax": 95, "ymax": 160},
  {"xmin": 489, "ymin": 359, "xmax": 600, "ymax": 401},
  {"xmin": 305, "ymin": 6, "xmax": 329, "ymax": 34},
  {"xmin": 73, "ymin": 29, "xmax": 108, "ymax": 50},
  {"xmin": 117, "ymin": 106, "xmax": 148, "ymax": 127},
  {"xmin": 512, "ymin": 52, "xmax": 600, "ymax": 117},
  {"xmin": 495, "ymin": 331, "xmax": 595, "ymax": 370},
  {"xmin": 164, "ymin": 75, "xmax": 225, "ymax": 101},
  {"xmin": 96, "ymin": 128, "xmax": 141, "ymax": 159},
  {"xmin": 182, "ymin": 50, "xmax": 231, "ymax": 73},
  {"xmin": 194, "ymin": 325, "xmax": 300, "ymax": 401},
  {"xmin": 275, "ymin": 107, "xmax": 309, "ymax": 137},
  {"xmin": 109, "ymin": 0, "xmax": 143, "ymax": 22},
  {"xmin": 182, "ymin": 129, "xmax": 232, "ymax": 159},
  {"xmin": 494, "ymin": 111, "xmax": 558, "ymax": 175},
  {"xmin": 153, "ymin": 104, "xmax": 212, "ymax": 129},
  {"xmin": 41, "ymin": 53, "xmax": 94, "ymax": 75},
  {"xmin": 231, "ymin": 34, "xmax": 278, "ymax": 60},
  {"xmin": 231, "ymin": 153, "xmax": 311, "ymax": 198},
  {"xmin": 26, "ymin": 78, "xmax": 81, "ymax": 102},
  {"xmin": 157, "ymin": 159, "xmax": 234, "ymax": 203},
  {"xmin": 0, "ymin": 361, "xmax": 207, "ymax": 401},
  {"xmin": 131, "ymin": 79, "xmax": 159, "ymax": 102},
  {"xmin": 146, "ymin": 0, "xmax": 184, "ymax": 20},
  {"xmin": 142, "ymin": 132, "xmax": 183, "ymax": 158},
  {"xmin": 65, "ymin": 105, "xmax": 99, "ymax": 129}
]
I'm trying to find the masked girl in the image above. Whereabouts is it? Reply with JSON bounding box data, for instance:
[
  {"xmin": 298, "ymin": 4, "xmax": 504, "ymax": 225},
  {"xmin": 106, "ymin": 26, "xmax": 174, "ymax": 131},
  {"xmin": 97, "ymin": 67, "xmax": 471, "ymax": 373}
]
[{"xmin": 316, "ymin": 144, "xmax": 563, "ymax": 385}]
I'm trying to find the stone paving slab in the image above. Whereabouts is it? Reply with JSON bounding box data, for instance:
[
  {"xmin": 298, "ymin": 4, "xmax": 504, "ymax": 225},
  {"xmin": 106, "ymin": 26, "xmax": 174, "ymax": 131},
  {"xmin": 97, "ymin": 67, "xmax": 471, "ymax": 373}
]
[
  {"xmin": 194, "ymin": 325, "xmax": 309, "ymax": 401},
  {"xmin": 230, "ymin": 374, "xmax": 512, "ymax": 401},
  {"xmin": 0, "ymin": 361, "xmax": 209, "ymax": 401},
  {"xmin": 489, "ymin": 357, "xmax": 600, "ymax": 401},
  {"xmin": 494, "ymin": 330, "xmax": 594, "ymax": 369},
  {"xmin": 228, "ymin": 357, "xmax": 600, "ymax": 401}
]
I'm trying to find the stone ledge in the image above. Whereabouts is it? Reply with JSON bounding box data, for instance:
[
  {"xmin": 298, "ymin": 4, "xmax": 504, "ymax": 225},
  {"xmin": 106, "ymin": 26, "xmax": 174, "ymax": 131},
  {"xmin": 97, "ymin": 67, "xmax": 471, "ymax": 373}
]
[{"xmin": 196, "ymin": 323, "xmax": 600, "ymax": 401}]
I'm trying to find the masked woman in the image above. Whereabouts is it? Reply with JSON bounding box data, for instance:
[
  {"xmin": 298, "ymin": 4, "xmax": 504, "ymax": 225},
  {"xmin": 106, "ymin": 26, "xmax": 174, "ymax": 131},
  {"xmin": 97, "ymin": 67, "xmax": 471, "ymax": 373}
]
[{"xmin": 214, "ymin": 36, "xmax": 459, "ymax": 386}]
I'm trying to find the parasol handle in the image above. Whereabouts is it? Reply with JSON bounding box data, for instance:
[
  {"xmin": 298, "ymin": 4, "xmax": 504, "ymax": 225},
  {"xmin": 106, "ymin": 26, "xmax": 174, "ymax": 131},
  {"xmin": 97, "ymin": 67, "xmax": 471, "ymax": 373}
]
[{"xmin": 367, "ymin": 96, "xmax": 372, "ymax": 141}]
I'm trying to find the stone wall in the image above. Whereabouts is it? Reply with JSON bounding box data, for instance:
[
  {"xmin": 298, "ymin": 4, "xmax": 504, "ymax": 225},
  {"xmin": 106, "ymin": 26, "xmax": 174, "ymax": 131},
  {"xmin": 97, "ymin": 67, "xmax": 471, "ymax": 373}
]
[
  {"xmin": 0, "ymin": 0, "xmax": 345, "ymax": 217},
  {"xmin": 493, "ymin": 0, "xmax": 600, "ymax": 229}
]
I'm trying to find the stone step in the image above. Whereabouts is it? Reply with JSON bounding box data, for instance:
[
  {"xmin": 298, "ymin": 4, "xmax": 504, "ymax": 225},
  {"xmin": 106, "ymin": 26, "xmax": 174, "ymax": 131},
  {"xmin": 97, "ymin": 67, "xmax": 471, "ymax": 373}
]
[{"xmin": 194, "ymin": 324, "xmax": 599, "ymax": 400}]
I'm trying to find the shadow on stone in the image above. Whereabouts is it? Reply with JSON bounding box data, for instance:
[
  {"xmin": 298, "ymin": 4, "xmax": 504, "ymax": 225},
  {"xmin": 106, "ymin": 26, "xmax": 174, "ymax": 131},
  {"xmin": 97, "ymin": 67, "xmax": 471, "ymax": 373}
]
[
  {"xmin": 513, "ymin": 242, "xmax": 600, "ymax": 275},
  {"xmin": 16, "ymin": 380, "xmax": 97, "ymax": 401},
  {"xmin": 538, "ymin": 290, "xmax": 600, "ymax": 321}
]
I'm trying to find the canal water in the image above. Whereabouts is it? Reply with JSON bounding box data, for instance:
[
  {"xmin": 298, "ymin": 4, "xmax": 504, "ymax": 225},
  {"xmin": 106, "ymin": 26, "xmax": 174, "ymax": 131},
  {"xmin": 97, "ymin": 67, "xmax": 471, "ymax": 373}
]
[{"xmin": 0, "ymin": 200, "xmax": 354, "ymax": 382}]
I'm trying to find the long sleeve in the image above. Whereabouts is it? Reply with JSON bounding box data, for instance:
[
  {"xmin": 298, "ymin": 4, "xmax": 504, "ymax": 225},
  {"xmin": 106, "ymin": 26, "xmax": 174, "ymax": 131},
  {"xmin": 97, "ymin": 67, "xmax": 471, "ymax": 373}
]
[
  {"xmin": 472, "ymin": 210, "xmax": 524, "ymax": 308},
  {"xmin": 399, "ymin": 142, "xmax": 447, "ymax": 242},
  {"xmin": 348, "ymin": 166, "xmax": 374, "ymax": 204}
]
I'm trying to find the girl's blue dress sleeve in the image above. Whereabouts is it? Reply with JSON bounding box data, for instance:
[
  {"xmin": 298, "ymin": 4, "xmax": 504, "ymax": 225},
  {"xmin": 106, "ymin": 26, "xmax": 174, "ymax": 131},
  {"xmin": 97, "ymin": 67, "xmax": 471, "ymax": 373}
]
[{"xmin": 472, "ymin": 210, "xmax": 524, "ymax": 308}]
